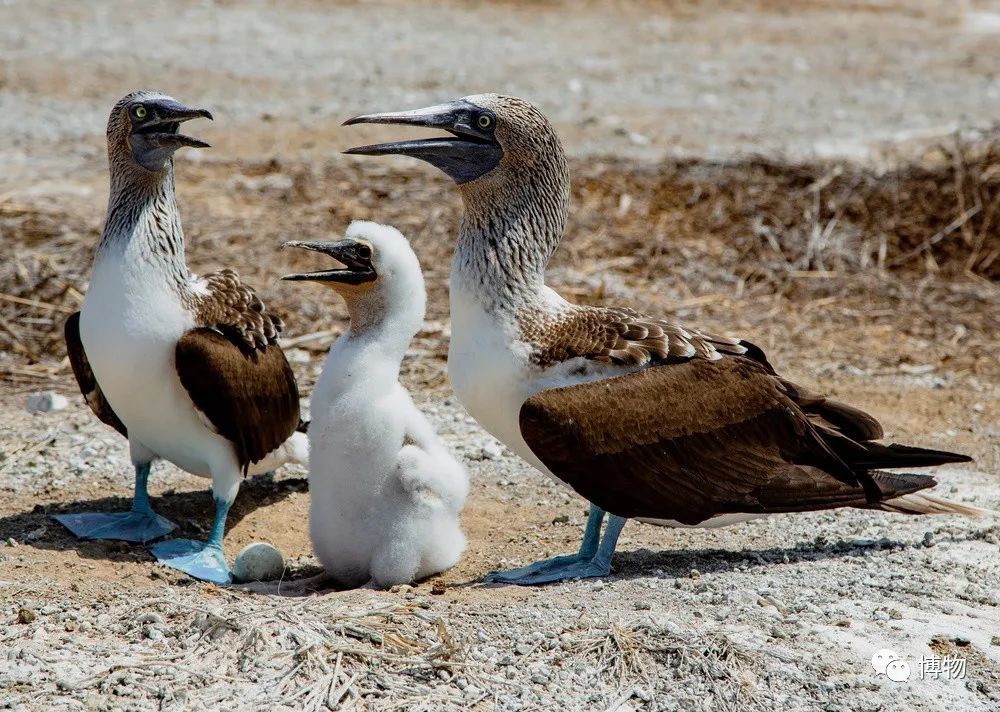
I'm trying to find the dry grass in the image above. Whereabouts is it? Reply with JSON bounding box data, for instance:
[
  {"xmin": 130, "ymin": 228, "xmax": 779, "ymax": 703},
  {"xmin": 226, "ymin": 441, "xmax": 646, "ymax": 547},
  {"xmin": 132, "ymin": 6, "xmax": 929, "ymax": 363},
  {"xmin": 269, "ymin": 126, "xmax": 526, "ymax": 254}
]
[
  {"xmin": 1, "ymin": 131, "xmax": 997, "ymax": 389},
  {"xmin": 15, "ymin": 587, "xmax": 469, "ymax": 710}
]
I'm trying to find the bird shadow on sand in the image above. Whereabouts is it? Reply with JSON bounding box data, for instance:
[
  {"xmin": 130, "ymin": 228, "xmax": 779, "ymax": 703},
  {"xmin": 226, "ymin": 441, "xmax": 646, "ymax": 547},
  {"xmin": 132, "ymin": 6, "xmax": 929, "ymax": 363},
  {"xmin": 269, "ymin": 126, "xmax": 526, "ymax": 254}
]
[
  {"xmin": 469, "ymin": 532, "xmax": 993, "ymax": 589},
  {"xmin": 241, "ymin": 529, "xmax": 996, "ymax": 597},
  {"xmin": 0, "ymin": 472, "xmax": 307, "ymax": 568}
]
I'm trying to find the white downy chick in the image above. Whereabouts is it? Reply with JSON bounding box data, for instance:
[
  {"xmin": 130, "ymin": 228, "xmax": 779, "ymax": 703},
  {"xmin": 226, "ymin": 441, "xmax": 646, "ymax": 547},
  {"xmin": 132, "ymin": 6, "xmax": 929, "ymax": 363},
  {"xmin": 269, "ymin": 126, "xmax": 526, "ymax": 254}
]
[{"xmin": 283, "ymin": 221, "xmax": 469, "ymax": 588}]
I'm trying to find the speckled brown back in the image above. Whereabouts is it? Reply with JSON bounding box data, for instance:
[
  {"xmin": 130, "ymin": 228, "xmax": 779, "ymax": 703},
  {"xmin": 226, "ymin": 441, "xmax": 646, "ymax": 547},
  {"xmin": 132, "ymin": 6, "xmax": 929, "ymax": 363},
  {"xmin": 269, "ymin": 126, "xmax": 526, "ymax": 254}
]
[
  {"xmin": 517, "ymin": 303, "xmax": 746, "ymax": 369},
  {"xmin": 190, "ymin": 269, "xmax": 284, "ymax": 352}
]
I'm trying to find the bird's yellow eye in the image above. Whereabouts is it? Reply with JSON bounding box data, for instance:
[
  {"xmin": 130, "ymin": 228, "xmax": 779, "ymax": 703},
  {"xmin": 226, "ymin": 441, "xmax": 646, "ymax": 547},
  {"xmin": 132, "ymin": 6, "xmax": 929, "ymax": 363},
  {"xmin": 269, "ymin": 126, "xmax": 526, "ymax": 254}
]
[
  {"xmin": 134, "ymin": 105, "xmax": 147, "ymax": 119},
  {"xmin": 477, "ymin": 114, "xmax": 492, "ymax": 129}
]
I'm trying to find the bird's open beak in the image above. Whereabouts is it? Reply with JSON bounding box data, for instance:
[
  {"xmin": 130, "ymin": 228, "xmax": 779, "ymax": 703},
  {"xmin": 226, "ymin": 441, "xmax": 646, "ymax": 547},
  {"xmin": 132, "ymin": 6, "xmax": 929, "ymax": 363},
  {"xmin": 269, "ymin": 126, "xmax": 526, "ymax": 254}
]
[
  {"xmin": 281, "ymin": 240, "xmax": 376, "ymax": 285},
  {"xmin": 343, "ymin": 100, "xmax": 502, "ymax": 184},
  {"xmin": 133, "ymin": 99, "xmax": 213, "ymax": 149},
  {"xmin": 129, "ymin": 99, "xmax": 213, "ymax": 171}
]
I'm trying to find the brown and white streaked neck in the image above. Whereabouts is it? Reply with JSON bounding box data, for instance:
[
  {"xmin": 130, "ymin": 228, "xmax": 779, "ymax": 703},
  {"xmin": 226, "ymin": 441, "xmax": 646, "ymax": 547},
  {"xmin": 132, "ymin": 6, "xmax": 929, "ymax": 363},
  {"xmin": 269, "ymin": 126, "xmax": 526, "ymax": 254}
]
[
  {"xmin": 97, "ymin": 91, "xmax": 212, "ymax": 281},
  {"xmin": 454, "ymin": 95, "xmax": 570, "ymax": 312}
]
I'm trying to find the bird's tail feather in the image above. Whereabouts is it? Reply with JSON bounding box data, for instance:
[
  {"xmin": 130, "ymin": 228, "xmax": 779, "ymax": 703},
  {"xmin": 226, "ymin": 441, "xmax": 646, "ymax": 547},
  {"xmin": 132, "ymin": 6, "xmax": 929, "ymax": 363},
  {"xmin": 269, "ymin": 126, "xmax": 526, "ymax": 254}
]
[
  {"xmin": 830, "ymin": 437, "xmax": 973, "ymax": 471},
  {"xmin": 879, "ymin": 492, "xmax": 994, "ymax": 517},
  {"xmin": 861, "ymin": 443, "xmax": 972, "ymax": 469}
]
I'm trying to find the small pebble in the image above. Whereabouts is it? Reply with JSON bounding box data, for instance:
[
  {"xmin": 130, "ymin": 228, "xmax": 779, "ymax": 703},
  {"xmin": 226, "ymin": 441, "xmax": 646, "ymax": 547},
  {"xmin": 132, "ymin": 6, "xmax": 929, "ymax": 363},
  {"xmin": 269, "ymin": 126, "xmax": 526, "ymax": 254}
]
[
  {"xmin": 922, "ymin": 531, "xmax": 935, "ymax": 548},
  {"xmin": 17, "ymin": 608, "xmax": 35, "ymax": 624},
  {"xmin": 26, "ymin": 391, "xmax": 69, "ymax": 414},
  {"xmin": 632, "ymin": 687, "xmax": 653, "ymax": 703}
]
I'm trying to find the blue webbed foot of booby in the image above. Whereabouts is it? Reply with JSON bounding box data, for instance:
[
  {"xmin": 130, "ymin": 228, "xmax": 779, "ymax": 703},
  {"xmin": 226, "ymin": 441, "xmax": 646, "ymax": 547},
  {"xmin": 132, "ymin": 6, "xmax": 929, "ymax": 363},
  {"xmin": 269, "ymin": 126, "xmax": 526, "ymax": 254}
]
[
  {"xmin": 149, "ymin": 498, "xmax": 232, "ymax": 584},
  {"xmin": 486, "ymin": 557, "xmax": 611, "ymax": 586},
  {"xmin": 52, "ymin": 463, "xmax": 176, "ymax": 543},
  {"xmin": 486, "ymin": 554, "xmax": 616, "ymax": 585},
  {"xmin": 52, "ymin": 510, "xmax": 176, "ymax": 543},
  {"xmin": 149, "ymin": 539, "xmax": 232, "ymax": 584},
  {"xmin": 485, "ymin": 507, "xmax": 627, "ymax": 585}
]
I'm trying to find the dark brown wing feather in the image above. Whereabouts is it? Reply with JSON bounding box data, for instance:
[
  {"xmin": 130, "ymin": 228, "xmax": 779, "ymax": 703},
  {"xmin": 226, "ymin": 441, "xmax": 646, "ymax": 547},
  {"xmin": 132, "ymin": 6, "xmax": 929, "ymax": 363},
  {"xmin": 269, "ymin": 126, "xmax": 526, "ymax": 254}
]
[
  {"xmin": 64, "ymin": 311, "xmax": 127, "ymax": 437},
  {"xmin": 175, "ymin": 328, "xmax": 299, "ymax": 473},
  {"xmin": 518, "ymin": 357, "xmax": 964, "ymax": 524}
]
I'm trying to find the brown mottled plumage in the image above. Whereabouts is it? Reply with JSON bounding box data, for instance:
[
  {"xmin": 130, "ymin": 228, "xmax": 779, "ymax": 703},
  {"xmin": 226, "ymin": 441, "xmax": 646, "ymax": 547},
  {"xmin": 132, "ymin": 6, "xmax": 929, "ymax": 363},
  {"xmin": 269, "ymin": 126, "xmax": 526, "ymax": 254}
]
[
  {"xmin": 518, "ymin": 304, "xmax": 747, "ymax": 368},
  {"xmin": 190, "ymin": 268, "xmax": 284, "ymax": 352}
]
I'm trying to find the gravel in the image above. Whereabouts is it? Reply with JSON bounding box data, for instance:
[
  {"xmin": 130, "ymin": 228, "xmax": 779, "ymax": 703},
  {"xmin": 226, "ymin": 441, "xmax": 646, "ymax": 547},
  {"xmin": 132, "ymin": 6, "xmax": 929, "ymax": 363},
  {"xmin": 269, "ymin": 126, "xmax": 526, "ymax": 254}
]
[{"xmin": 1, "ymin": 390, "xmax": 998, "ymax": 710}]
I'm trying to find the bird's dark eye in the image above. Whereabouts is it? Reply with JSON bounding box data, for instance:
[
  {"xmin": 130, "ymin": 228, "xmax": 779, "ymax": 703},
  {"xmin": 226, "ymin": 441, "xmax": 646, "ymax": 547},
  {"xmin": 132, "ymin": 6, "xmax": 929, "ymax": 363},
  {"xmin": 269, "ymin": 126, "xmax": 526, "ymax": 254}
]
[
  {"xmin": 133, "ymin": 105, "xmax": 148, "ymax": 119},
  {"xmin": 356, "ymin": 243, "xmax": 372, "ymax": 260},
  {"xmin": 477, "ymin": 114, "xmax": 492, "ymax": 129}
]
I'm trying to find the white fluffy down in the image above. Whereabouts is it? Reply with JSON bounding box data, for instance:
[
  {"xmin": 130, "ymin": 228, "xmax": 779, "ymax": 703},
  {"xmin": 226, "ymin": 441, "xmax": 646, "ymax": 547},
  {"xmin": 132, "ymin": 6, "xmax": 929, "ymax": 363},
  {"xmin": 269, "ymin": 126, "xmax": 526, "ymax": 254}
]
[{"xmin": 308, "ymin": 221, "xmax": 469, "ymax": 589}]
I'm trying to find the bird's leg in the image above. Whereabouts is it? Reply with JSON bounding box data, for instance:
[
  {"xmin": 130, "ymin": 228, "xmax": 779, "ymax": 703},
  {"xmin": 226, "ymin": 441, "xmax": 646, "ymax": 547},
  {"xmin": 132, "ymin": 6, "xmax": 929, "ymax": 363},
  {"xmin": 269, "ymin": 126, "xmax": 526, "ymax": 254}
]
[
  {"xmin": 150, "ymin": 474, "xmax": 236, "ymax": 585},
  {"xmin": 52, "ymin": 462, "xmax": 177, "ymax": 543},
  {"xmin": 486, "ymin": 505, "xmax": 626, "ymax": 584}
]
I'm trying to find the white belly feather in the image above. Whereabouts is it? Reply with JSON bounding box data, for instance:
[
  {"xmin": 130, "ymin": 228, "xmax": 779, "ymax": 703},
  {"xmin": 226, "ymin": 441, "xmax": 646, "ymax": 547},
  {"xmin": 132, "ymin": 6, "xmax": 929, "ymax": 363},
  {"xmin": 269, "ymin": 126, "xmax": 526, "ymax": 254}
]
[{"xmin": 80, "ymin": 251, "xmax": 237, "ymax": 477}]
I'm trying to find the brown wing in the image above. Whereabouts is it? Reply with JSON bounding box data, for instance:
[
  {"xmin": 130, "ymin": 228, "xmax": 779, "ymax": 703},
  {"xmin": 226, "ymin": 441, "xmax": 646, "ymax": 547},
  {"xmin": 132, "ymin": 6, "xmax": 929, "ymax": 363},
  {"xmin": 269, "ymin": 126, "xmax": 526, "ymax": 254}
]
[
  {"xmin": 518, "ymin": 304, "xmax": 750, "ymax": 369},
  {"xmin": 64, "ymin": 312, "xmax": 127, "ymax": 437},
  {"xmin": 518, "ymin": 357, "xmax": 949, "ymax": 524},
  {"xmin": 175, "ymin": 328, "xmax": 299, "ymax": 473},
  {"xmin": 191, "ymin": 268, "xmax": 284, "ymax": 351}
]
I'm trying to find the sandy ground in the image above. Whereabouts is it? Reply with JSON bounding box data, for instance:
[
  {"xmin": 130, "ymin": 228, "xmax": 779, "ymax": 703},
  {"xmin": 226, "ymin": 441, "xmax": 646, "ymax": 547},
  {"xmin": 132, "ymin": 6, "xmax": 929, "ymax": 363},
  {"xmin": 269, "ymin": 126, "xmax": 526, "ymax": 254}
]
[{"xmin": 2, "ymin": 0, "xmax": 1000, "ymax": 710}]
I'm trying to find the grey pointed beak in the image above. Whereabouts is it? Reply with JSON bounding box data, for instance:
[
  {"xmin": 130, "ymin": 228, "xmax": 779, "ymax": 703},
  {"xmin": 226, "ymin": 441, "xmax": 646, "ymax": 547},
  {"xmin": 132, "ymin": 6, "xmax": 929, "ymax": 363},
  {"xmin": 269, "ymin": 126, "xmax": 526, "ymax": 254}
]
[
  {"xmin": 129, "ymin": 97, "xmax": 214, "ymax": 170},
  {"xmin": 137, "ymin": 99, "xmax": 213, "ymax": 147},
  {"xmin": 342, "ymin": 99, "xmax": 503, "ymax": 184},
  {"xmin": 281, "ymin": 240, "xmax": 376, "ymax": 285}
]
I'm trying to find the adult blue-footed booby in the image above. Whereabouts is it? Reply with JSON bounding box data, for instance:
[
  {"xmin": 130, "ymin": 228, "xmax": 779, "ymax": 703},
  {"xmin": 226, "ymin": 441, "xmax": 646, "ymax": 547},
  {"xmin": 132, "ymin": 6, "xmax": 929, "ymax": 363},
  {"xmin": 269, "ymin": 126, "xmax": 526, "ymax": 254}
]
[
  {"xmin": 343, "ymin": 94, "xmax": 979, "ymax": 585},
  {"xmin": 58, "ymin": 91, "xmax": 307, "ymax": 584},
  {"xmin": 282, "ymin": 221, "xmax": 468, "ymax": 589}
]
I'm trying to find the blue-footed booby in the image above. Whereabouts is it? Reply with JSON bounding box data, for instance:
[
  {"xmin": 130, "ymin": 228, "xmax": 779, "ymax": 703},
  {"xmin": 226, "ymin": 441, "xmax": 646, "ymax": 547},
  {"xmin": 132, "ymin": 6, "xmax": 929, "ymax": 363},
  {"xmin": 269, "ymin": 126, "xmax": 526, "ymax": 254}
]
[
  {"xmin": 343, "ymin": 94, "xmax": 979, "ymax": 585},
  {"xmin": 58, "ymin": 91, "xmax": 307, "ymax": 584},
  {"xmin": 282, "ymin": 221, "xmax": 468, "ymax": 589}
]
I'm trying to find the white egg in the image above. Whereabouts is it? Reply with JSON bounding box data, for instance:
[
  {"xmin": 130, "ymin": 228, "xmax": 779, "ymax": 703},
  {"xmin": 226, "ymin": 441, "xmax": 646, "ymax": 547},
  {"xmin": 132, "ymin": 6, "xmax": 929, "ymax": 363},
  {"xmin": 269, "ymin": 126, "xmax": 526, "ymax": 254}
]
[{"xmin": 232, "ymin": 542, "xmax": 285, "ymax": 582}]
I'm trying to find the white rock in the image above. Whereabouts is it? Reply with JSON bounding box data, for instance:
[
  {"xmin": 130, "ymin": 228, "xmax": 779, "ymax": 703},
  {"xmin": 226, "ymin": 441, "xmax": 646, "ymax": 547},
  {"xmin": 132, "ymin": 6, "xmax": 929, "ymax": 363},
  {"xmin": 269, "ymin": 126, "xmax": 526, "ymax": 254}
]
[{"xmin": 26, "ymin": 391, "xmax": 68, "ymax": 414}]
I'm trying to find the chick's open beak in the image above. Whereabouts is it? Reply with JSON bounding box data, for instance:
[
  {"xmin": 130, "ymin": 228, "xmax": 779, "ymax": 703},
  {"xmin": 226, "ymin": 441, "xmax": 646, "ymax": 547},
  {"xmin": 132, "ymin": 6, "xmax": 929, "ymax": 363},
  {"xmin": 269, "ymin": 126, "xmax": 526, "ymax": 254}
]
[{"xmin": 281, "ymin": 240, "xmax": 376, "ymax": 285}]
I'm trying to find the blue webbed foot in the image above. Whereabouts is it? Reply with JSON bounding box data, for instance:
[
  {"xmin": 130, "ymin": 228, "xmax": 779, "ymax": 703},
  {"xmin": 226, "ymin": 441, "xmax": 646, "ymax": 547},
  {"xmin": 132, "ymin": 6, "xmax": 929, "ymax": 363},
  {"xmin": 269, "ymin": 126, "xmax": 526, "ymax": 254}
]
[
  {"xmin": 485, "ymin": 552, "xmax": 590, "ymax": 582},
  {"xmin": 486, "ymin": 511, "xmax": 627, "ymax": 586},
  {"xmin": 52, "ymin": 510, "xmax": 176, "ymax": 543},
  {"xmin": 486, "ymin": 554, "xmax": 613, "ymax": 585},
  {"xmin": 150, "ymin": 539, "xmax": 232, "ymax": 585}
]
